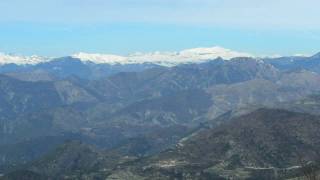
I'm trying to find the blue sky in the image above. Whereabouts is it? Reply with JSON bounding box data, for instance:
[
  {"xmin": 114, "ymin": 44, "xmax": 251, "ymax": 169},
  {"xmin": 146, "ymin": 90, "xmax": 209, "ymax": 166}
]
[{"xmin": 0, "ymin": 0, "xmax": 319, "ymax": 56}]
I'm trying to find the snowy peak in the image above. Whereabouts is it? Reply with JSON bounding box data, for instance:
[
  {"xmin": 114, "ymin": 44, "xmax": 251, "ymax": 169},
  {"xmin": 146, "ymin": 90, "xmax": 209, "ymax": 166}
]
[
  {"xmin": 72, "ymin": 52, "xmax": 128, "ymax": 64},
  {"xmin": 0, "ymin": 53, "xmax": 50, "ymax": 65},
  {"xmin": 72, "ymin": 47, "xmax": 254, "ymax": 66},
  {"xmin": 179, "ymin": 47, "xmax": 252, "ymax": 60},
  {"xmin": 0, "ymin": 47, "xmax": 253, "ymax": 66},
  {"xmin": 312, "ymin": 52, "xmax": 320, "ymax": 58}
]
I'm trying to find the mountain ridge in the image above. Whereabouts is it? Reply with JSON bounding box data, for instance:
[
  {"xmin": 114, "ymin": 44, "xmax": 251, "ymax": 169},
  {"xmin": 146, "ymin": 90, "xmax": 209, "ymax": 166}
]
[{"xmin": 0, "ymin": 47, "xmax": 252, "ymax": 66}]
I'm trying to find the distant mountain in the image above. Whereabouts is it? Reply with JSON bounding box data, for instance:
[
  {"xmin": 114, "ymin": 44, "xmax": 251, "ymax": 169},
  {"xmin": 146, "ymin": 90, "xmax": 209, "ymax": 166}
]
[
  {"xmin": 0, "ymin": 47, "xmax": 253, "ymax": 80},
  {"xmin": 88, "ymin": 58, "xmax": 279, "ymax": 101},
  {"xmin": 0, "ymin": 75, "xmax": 62, "ymax": 118},
  {"xmin": 0, "ymin": 50, "xmax": 320, "ymax": 81},
  {"xmin": 0, "ymin": 74, "xmax": 99, "ymax": 119},
  {"xmin": 264, "ymin": 52, "xmax": 320, "ymax": 73},
  {"xmin": 5, "ymin": 69, "xmax": 56, "ymax": 82},
  {"xmin": 72, "ymin": 47, "xmax": 252, "ymax": 66},
  {"xmin": 0, "ymin": 47, "xmax": 252, "ymax": 66},
  {"xmin": 0, "ymin": 53, "xmax": 49, "ymax": 65},
  {"xmin": 311, "ymin": 52, "xmax": 320, "ymax": 58},
  {"xmin": 1, "ymin": 55, "xmax": 320, "ymax": 178},
  {"xmin": 0, "ymin": 56, "xmax": 161, "ymax": 80},
  {"xmin": 206, "ymin": 69, "xmax": 320, "ymax": 119}
]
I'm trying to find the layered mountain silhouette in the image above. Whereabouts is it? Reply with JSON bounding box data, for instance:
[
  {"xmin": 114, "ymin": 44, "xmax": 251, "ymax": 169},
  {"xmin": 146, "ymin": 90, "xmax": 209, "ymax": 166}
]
[{"xmin": 1, "ymin": 53, "xmax": 320, "ymax": 179}]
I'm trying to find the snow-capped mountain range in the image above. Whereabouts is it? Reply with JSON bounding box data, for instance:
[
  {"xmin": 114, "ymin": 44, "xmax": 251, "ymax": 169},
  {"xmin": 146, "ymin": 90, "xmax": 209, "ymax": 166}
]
[
  {"xmin": 0, "ymin": 53, "xmax": 51, "ymax": 65},
  {"xmin": 0, "ymin": 47, "xmax": 253, "ymax": 66}
]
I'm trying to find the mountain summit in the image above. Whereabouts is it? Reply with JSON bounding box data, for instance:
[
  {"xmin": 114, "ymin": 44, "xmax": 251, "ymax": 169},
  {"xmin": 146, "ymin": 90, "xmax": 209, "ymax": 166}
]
[
  {"xmin": 0, "ymin": 53, "xmax": 50, "ymax": 65},
  {"xmin": 0, "ymin": 47, "xmax": 252, "ymax": 66},
  {"xmin": 312, "ymin": 52, "xmax": 320, "ymax": 58},
  {"xmin": 72, "ymin": 47, "xmax": 253, "ymax": 66}
]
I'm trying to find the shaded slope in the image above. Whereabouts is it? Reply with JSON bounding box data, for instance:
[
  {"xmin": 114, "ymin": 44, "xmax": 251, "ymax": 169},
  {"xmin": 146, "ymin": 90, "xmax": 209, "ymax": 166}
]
[{"xmin": 112, "ymin": 109, "xmax": 320, "ymax": 179}]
